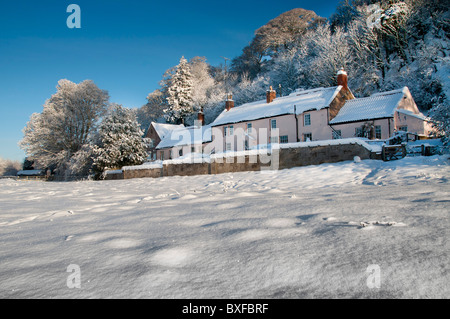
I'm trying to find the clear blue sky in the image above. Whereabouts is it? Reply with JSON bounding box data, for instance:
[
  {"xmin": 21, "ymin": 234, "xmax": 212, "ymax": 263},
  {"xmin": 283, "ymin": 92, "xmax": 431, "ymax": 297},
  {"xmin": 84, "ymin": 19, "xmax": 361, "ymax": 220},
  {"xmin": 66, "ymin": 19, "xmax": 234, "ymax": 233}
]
[{"xmin": 0, "ymin": 0, "xmax": 340, "ymax": 161}]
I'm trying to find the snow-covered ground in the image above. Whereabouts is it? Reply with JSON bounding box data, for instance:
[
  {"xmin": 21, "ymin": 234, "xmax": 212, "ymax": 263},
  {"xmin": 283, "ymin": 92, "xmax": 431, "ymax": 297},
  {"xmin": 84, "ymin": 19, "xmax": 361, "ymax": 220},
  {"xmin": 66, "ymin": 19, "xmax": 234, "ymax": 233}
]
[{"xmin": 0, "ymin": 156, "xmax": 449, "ymax": 298}]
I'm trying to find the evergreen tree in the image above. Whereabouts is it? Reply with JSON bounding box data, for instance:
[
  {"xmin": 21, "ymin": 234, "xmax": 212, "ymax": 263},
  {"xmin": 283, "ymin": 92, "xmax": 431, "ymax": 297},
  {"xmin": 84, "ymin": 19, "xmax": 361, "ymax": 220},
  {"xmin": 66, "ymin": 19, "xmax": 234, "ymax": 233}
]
[
  {"xmin": 94, "ymin": 104, "xmax": 149, "ymax": 177},
  {"xmin": 164, "ymin": 56, "xmax": 194, "ymax": 124}
]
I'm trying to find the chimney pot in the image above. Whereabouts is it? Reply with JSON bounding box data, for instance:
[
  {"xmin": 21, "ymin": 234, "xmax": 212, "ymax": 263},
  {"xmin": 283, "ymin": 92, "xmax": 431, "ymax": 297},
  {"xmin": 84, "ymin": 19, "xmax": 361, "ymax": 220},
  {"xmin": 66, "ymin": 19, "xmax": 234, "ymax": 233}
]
[
  {"xmin": 337, "ymin": 68, "xmax": 348, "ymax": 91},
  {"xmin": 266, "ymin": 87, "xmax": 276, "ymax": 103},
  {"xmin": 197, "ymin": 110, "xmax": 205, "ymax": 126},
  {"xmin": 225, "ymin": 94, "xmax": 234, "ymax": 111}
]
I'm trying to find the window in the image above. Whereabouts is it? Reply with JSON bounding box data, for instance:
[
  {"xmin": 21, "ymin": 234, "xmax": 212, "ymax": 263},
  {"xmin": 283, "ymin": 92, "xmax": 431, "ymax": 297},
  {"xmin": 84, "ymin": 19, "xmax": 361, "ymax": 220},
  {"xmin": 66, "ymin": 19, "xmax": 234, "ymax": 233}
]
[
  {"xmin": 226, "ymin": 143, "xmax": 232, "ymax": 151},
  {"xmin": 270, "ymin": 136, "xmax": 278, "ymax": 144},
  {"xmin": 224, "ymin": 125, "xmax": 234, "ymax": 136},
  {"xmin": 191, "ymin": 146, "xmax": 195, "ymax": 153},
  {"xmin": 247, "ymin": 123, "xmax": 252, "ymax": 133},
  {"xmin": 332, "ymin": 130, "xmax": 342, "ymax": 139},
  {"xmin": 355, "ymin": 127, "xmax": 364, "ymax": 137},
  {"xmin": 375, "ymin": 126, "xmax": 382, "ymax": 139},
  {"xmin": 280, "ymin": 135, "xmax": 289, "ymax": 144},
  {"xmin": 399, "ymin": 126, "xmax": 408, "ymax": 132},
  {"xmin": 160, "ymin": 152, "xmax": 164, "ymax": 161},
  {"xmin": 179, "ymin": 148, "xmax": 183, "ymax": 157},
  {"xmin": 304, "ymin": 113, "xmax": 311, "ymax": 126},
  {"xmin": 303, "ymin": 133, "xmax": 312, "ymax": 142},
  {"xmin": 271, "ymin": 119, "xmax": 277, "ymax": 129}
]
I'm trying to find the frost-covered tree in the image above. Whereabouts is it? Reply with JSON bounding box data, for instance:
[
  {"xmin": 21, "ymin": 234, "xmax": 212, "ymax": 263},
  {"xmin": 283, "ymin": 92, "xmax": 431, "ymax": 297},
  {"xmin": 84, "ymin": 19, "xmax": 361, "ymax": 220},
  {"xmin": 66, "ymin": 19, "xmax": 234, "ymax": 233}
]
[
  {"xmin": 189, "ymin": 56, "xmax": 215, "ymax": 112},
  {"xmin": 268, "ymin": 47, "xmax": 301, "ymax": 95},
  {"xmin": 19, "ymin": 79, "xmax": 109, "ymax": 177},
  {"xmin": 296, "ymin": 23, "xmax": 352, "ymax": 88},
  {"xmin": 231, "ymin": 8, "xmax": 325, "ymax": 80},
  {"xmin": 93, "ymin": 104, "xmax": 149, "ymax": 176},
  {"xmin": 255, "ymin": 8, "xmax": 325, "ymax": 55},
  {"xmin": 429, "ymin": 99, "xmax": 450, "ymax": 151},
  {"xmin": 234, "ymin": 73, "xmax": 269, "ymax": 105},
  {"xmin": 330, "ymin": 0, "xmax": 361, "ymax": 32},
  {"xmin": 137, "ymin": 89, "xmax": 167, "ymax": 133},
  {"xmin": 0, "ymin": 157, "xmax": 22, "ymax": 176},
  {"xmin": 164, "ymin": 56, "xmax": 194, "ymax": 124}
]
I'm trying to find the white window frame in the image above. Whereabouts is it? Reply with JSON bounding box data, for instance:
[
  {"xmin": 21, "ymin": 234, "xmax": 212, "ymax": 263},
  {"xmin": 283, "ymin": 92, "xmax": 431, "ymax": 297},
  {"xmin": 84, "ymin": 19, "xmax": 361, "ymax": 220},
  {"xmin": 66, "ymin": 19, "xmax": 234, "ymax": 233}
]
[
  {"xmin": 304, "ymin": 113, "xmax": 311, "ymax": 126},
  {"xmin": 270, "ymin": 136, "xmax": 278, "ymax": 144},
  {"xmin": 271, "ymin": 119, "xmax": 277, "ymax": 129}
]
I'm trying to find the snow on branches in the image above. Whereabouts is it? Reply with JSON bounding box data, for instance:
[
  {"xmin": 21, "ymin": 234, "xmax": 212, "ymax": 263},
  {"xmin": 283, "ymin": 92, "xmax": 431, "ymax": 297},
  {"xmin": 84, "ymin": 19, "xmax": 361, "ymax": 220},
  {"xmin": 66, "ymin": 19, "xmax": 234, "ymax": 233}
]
[
  {"xmin": 164, "ymin": 56, "xmax": 195, "ymax": 124},
  {"xmin": 94, "ymin": 104, "xmax": 149, "ymax": 175}
]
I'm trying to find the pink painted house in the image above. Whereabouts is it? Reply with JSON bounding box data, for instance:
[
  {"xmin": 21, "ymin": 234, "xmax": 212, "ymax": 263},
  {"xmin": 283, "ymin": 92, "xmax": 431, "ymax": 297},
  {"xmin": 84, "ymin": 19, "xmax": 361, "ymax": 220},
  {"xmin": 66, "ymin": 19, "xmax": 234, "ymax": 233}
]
[
  {"xmin": 151, "ymin": 71, "xmax": 433, "ymax": 160},
  {"xmin": 209, "ymin": 70, "xmax": 354, "ymax": 152},
  {"xmin": 145, "ymin": 122, "xmax": 185, "ymax": 160},
  {"xmin": 155, "ymin": 123, "xmax": 212, "ymax": 160},
  {"xmin": 329, "ymin": 86, "xmax": 434, "ymax": 139}
]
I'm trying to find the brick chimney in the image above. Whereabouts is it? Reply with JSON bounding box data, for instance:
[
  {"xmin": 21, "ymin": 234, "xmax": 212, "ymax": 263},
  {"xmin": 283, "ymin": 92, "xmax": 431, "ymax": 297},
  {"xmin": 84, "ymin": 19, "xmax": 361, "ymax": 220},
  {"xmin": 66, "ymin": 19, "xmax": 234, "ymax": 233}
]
[
  {"xmin": 225, "ymin": 94, "xmax": 234, "ymax": 111},
  {"xmin": 337, "ymin": 69, "xmax": 348, "ymax": 91},
  {"xmin": 197, "ymin": 109, "xmax": 205, "ymax": 126},
  {"xmin": 266, "ymin": 86, "xmax": 276, "ymax": 103}
]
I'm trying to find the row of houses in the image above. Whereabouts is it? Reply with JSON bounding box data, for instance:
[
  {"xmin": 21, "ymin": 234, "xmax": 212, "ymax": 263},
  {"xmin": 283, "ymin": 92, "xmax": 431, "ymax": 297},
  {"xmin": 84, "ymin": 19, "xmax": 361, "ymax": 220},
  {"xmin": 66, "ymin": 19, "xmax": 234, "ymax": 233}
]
[{"xmin": 145, "ymin": 70, "xmax": 434, "ymax": 161}]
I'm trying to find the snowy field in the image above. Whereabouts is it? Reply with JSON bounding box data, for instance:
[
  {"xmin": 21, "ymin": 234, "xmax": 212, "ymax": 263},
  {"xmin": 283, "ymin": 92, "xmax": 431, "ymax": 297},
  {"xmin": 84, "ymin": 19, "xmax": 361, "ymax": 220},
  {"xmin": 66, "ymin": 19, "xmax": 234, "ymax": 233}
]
[{"xmin": 0, "ymin": 156, "xmax": 449, "ymax": 299}]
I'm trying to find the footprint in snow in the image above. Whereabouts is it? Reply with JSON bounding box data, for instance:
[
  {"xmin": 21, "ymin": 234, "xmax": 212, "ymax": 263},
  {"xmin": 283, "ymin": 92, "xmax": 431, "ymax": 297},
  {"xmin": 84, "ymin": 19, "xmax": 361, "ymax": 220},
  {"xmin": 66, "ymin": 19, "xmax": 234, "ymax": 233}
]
[{"xmin": 358, "ymin": 221, "xmax": 405, "ymax": 229}]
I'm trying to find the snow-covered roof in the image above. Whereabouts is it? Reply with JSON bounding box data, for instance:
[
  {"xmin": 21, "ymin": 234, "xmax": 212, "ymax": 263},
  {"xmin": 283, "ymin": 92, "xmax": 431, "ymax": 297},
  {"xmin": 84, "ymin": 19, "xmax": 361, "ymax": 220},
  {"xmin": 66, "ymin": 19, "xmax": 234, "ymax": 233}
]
[
  {"xmin": 396, "ymin": 108, "xmax": 428, "ymax": 121},
  {"xmin": 330, "ymin": 87, "xmax": 410, "ymax": 124},
  {"xmin": 211, "ymin": 86, "xmax": 343, "ymax": 127},
  {"xmin": 156, "ymin": 125, "xmax": 212, "ymax": 149},
  {"xmin": 151, "ymin": 122, "xmax": 185, "ymax": 139},
  {"xmin": 17, "ymin": 170, "xmax": 44, "ymax": 176}
]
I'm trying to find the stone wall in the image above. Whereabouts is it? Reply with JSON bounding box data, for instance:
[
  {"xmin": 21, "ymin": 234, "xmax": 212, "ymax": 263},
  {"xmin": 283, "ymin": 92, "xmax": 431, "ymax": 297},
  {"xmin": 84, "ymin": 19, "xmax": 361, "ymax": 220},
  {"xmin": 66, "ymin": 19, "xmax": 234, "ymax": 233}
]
[
  {"xmin": 120, "ymin": 141, "xmax": 380, "ymax": 180},
  {"xmin": 211, "ymin": 155, "xmax": 262, "ymax": 175},
  {"xmin": 164, "ymin": 162, "xmax": 210, "ymax": 177},
  {"xmin": 278, "ymin": 143, "xmax": 374, "ymax": 170},
  {"xmin": 123, "ymin": 168, "xmax": 162, "ymax": 179},
  {"xmin": 104, "ymin": 171, "xmax": 124, "ymax": 180}
]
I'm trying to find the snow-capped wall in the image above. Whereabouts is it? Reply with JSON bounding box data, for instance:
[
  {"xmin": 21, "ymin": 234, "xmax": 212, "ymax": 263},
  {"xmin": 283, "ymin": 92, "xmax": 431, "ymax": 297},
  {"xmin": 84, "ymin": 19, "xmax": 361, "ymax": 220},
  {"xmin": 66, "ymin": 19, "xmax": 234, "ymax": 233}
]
[{"xmin": 121, "ymin": 139, "xmax": 381, "ymax": 180}]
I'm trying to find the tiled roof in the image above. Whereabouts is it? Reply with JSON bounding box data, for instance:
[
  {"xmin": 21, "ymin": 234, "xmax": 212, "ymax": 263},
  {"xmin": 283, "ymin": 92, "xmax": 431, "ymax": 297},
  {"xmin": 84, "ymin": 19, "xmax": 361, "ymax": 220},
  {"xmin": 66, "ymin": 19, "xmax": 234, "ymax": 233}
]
[{"xmin": 211, "ymin": 86, "xmax": 342, "ymax": 126}]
